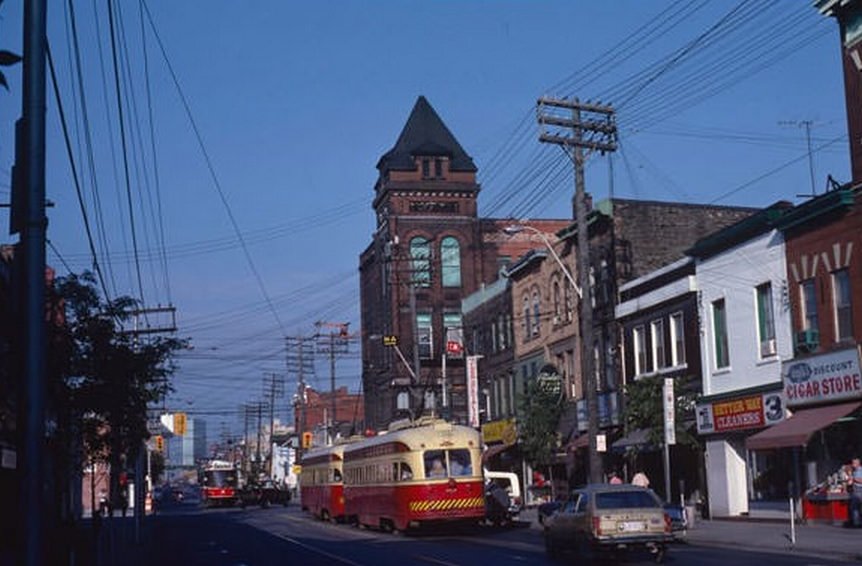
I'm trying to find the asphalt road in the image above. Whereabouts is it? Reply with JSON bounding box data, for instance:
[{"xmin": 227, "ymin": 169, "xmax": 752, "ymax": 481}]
[{"xmin": 142, "ymin": 502, "xmax": 854, "ymax": 566}]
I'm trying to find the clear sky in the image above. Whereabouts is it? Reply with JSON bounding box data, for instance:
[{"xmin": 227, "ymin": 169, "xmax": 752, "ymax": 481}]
[{"xmin": 0, "ymin": 1, "xmax": 851, "ymax": 442}]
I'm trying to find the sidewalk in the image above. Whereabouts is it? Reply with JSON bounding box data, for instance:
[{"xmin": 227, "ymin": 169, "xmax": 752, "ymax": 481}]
[
  {"xmin": 684, "ymin": 517, "xmax": 862, "ymax": 563},
  {"xmin": 519, "ymin": 507, "xmax": 862, "ymax": 563}
]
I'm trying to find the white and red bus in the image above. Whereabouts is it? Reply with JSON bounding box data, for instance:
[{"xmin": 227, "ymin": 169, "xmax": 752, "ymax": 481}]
[
  {"xmin": 343, "ymin": 418, "xmax": 484, "ymax": 531},
  {"xmin": 201, "ymin": 460, "xmax": 239, "ymax": 507},
  {"xmin": 300, "ymin": 443, "xmax": 347, "ymax": 521}
]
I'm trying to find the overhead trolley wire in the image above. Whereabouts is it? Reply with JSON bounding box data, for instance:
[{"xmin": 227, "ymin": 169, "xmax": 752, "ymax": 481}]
[
  {"xmin": 142, "ymin": 0, "xmax": 287, "ymax": 336},
  {"xmin": 46, "ymin": 42, "xmax": 113, "ymax": 303},
  {"xmin": 107, "ymin": 0, "xmax": 148, "ymax": 307}
]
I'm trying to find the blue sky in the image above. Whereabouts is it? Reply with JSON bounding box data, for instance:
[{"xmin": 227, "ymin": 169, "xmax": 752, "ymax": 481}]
[{"xmin": 0, "ymin": 1, "xmax": 851, "ymax": 441}]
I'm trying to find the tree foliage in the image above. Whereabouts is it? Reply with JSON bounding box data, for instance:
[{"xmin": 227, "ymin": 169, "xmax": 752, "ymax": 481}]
[
  {"xmin": 622, "ymin": 375, "xmax": 699, "ymax": 452},
  {"xmin": 50, "ymin": 272, "xmax": 185, "ymax": 465},
  {"xmin": 518, "ymin": 378, "xmax": 564, "ymax": 468},
  {"xmin": 0, "ymin": 0, "xmax": 23, "ymax": 91}
]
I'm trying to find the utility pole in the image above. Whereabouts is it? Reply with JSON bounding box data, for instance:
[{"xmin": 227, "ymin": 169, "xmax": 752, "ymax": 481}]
[
  {"xmin": 286, "ymin": 336, "xmax": 315, "ymax": 455},
  {"xmin": 537, "ymin": 96, "xmax": 616, "ymax": 484},
  {"xmin": 15, "ymin": 3, "xmax": 47, "ymax": 563},
  {"xmin": 315, "ymin": 322, "xmax": 351, "ymax": 443},
  {"xmin": 263, "ymin": 373, "xmax": 284, "ymax": 473}
]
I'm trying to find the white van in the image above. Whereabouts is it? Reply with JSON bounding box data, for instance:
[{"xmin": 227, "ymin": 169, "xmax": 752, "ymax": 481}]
[{"xmin": 484, "ymin": 470, "xmax": 522, "ymax": 514}]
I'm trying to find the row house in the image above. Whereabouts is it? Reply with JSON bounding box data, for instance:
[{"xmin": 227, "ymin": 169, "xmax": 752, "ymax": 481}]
[
  {"xmin": 618, "ymin": 187, "xmax": 862, "ymax": 519},
  {"xmin": 687, "ymin": 203, "xmax": 796, "ymax": 517},
  {"xmin": 615, "ymin": 257, "xmax": 705, "ymax": 501},
  {"xmin": 561, "ymin": 199, "xmax": 755, "ymax": 488}
]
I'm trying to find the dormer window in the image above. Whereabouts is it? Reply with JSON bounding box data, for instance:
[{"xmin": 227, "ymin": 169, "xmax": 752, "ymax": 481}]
[
  {"xmin": 435, "ymin": 158, "xmax": 443, "ymax": 179},
  {"xmin": 422, "ymin": 158, "xmax": 431, "ymax": 179}
]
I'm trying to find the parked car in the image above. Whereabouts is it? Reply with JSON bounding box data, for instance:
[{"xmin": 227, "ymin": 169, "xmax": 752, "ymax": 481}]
[
  {"xmin": 240, "ymin": 478, "xmax": 290, "ymax": 508},
  {"xmin": 543, "ymin": 484, "xmax": 673, "ymax": 563},
  {"xmin": 484, "ymin": 470, "xmax": 522, "ymax": 525}
]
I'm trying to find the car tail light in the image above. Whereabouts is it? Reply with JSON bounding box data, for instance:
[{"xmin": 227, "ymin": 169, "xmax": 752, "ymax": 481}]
[
  {"xmin": 663, "ymin": 513, "xmax": 671, "ymax": 534},
  {"xmin": 592, "ymin": 516, "xmax": 602, "ymax": 536}
]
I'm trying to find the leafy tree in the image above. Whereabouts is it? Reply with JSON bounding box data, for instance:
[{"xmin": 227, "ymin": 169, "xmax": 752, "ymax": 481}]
[
  {"xmin": 0, "ymin": 0, "xmax": 23, "ymax": 91},
  {"xmin": 518, "ymin": 377, "xmax": 564, "ymax": 472},
  {"xmin": 50, "ymin": 272, "xmax": 185, "ymax": 510},
  {"xmin": 622, "ymin": 375, "xmax": 699, "ymax": 452}
]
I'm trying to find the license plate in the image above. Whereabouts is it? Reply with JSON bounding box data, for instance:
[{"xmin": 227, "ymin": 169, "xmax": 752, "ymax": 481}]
[{"xmin": 618, "ymin": 521, "xmax": 646, "ymax": 532}]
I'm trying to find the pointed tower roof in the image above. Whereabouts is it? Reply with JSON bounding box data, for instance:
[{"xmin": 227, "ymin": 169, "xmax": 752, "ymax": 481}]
[{"xmin": 377, "ymin": 96, "xmax": 477, "ymax": 174}]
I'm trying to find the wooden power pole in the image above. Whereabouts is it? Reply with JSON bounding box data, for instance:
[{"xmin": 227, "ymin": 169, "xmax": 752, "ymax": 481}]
[{"xmin": 537, "ymin": 97, "xmax": 616, "ymax": 484}]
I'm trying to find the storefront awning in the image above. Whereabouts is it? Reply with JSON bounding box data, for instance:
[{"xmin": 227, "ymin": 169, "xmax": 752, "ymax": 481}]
[
  {"xmin": 482, "ymin": 443, "xmax": 515, "ymax": 464},
  {"xmin": 611, "ymin": 428, "xmax": 656, "ymax": 453},
  {"xmin": 745, "ymin": 401, "xmax": 861, "ymax": 450}
]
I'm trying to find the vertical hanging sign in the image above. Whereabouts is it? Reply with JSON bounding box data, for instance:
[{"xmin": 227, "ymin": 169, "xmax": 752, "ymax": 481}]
[
  {"xmin": 663, "ymin": 378, "xmax": 676, "ymax": 446},
  {"xmin": 466, "ymin": 355, "xmax": 480, "ymax": 428}
]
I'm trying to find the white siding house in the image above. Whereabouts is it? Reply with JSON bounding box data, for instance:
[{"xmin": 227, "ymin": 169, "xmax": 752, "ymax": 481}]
[{"xmin": 693, "ymin": 215, "xmax": 794, "ymax": 518}]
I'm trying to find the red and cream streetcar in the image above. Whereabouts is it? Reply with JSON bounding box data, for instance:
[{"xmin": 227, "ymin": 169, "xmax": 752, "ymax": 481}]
[
  {"xmin": 343, "ymin": 418, "xmax": 484, "ymax": 531},
  {"xmin": 300, "ymin": 443, "xmax": 348, "ymax": 521},
  {"xmin": 201, "ymin": 459, "xmax": 240, "ymax": 507}
]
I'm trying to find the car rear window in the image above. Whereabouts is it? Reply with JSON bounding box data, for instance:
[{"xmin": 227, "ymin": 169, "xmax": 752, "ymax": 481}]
[{"xmin": 595, "ymin": 490, "xmax": 659, "ymax": 510}]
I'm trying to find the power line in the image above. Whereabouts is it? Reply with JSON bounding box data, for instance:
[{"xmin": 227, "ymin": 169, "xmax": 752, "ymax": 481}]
[{"xmin": 142, "ymin": 0, "xmax": 288, "ymax": 336}]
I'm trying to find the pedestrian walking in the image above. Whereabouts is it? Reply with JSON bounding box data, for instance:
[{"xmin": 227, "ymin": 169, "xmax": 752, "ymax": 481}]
[{"xmin": 609, "ymin": 471, "xmax": 623, "ymax": 484}]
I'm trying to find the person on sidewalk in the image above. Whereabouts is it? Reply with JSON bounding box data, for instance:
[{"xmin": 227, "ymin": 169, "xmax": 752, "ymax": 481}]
[
  {"xmin": 609, "ymin": 471, "xmax": 623, "ymax": 485},
  {"xmin": 850, "ymin": 457, "xmax": 862, "ymax": 527},
  {"xmin": 632, "ymin": 471, "xmax": 650, "ymax": 488}
]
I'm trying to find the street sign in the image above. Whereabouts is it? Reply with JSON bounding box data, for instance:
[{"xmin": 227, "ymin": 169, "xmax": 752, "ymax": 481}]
[
  {"xmin": 663, "ymin": 378, "xmax": 676, "ymax": 446},
  {"xmin": 596, "ymin": 434, "xmax": 606, "ymax": 452},
  {"xmin": 383, "ymin": 335, "xmax": 398, "ymax": 347}
]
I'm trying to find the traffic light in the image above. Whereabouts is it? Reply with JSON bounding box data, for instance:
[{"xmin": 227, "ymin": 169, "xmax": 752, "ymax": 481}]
[
  {"xmin": 154, "ymin": 435, "xmax": 164, "ymax": 453},
  {"xmin": 302, "ymin": 431, "xmax": 313, "ymax": 449},
  {"xmin": 173, "ymin": 412, "xmax": 187, "ymax": 436}
]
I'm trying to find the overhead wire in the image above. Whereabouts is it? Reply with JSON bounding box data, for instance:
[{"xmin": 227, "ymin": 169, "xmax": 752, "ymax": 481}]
[
  {"xmin": 142, "ymin": 0, "xmax": 288, "ymax": 337},
  {"xmin": 107, "ymin": 0, "xmax": 148, "ymax": 307},
  {"xmin": 45, "ymin": 41, "xmax": 113, "ymax": 303}
]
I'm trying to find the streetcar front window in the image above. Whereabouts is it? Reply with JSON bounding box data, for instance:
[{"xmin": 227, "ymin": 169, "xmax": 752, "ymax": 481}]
[
  {"xmin": 205, "ymin": 470, "xmax": 236, "ymax": 488},
  {"xmin": 400, "ymin": 463, "xmax": 413, "ymax": 480},
  {"xmin": 333, "ymin": 468, "xmax": 342, "ymax": 483},
  {"xmin": 448, "ymin": 449, "xmax": 472, "ymax": 476},
  {"xmin": 424, "ymin": 450, "xmax": 447, "ymax": 478}
]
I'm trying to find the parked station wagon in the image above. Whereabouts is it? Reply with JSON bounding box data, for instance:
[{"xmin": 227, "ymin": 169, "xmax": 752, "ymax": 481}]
[{"xmin": 543, "ymin": 484, "xmax": 673, "ymax": 563}]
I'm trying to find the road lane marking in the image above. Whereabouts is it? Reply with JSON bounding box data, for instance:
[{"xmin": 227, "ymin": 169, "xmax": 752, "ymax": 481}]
[
  {"xmin": 411, "ymin": 555, "xmax": 461, "ymax": 566},
  {"xmin": 275, "ymin": 533, "xmax": 366, "ymax": 566}
]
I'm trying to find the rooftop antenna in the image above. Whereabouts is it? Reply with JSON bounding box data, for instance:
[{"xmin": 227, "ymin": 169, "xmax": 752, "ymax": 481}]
[{"xmin": 778, "ymin": 119, "xmax": 817, "ymax": 198}]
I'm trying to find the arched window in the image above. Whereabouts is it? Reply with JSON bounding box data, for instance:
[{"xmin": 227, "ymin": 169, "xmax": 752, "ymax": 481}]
[
  {"xmin": 440, "ymin": 236, "xmax": 462, "ymax": 288},
  {"xmin": 532, "ymin": 289, "xmax": 541, "ymax": 336},
  {"xmin": 552, "ymin": 278, "xmax": 562, "ymax": 324},
  {"xmin": 410, "ymin": 236, "xmax": 431, "ymax": 287}
]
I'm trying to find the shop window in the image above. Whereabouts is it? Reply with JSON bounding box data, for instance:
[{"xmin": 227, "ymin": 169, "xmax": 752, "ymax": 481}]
[
  {"xmin": 410, "ymin": 236, "xmax": 431, "ymax": 287},
  {"xmin": 756, "ymin": 282, "xmax": 777, "ymax": 357},
  {"xmin": 712, "ymin": 298, "xmax": 730, "ymax": 369},
  {"xmin": 440, "ymin": 236, "xmax": 461, "ymax": 288},
  {"xmin": 670, "ymin": 312, "xmax": 686, "ymax": 367},
  {"xmin": 444, "ymin": 313, "xmax": 463, "ymax": 358},
  {"xmin": 651, "ymin": 319, "xmax": 666, "ymax": 370},
  {"xmin": 833, "ymin": 269, "xmax": 854, "ymax": 341}
]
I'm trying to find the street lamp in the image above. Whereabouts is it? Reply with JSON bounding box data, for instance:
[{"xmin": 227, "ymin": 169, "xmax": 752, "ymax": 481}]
[
  {"xmin": 502, "ymin": 224, "xmax": 581, "ymax": 298},
  {"xmin": 504, "ymin": 221, "xmax": 602, "ymax": 483}
]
